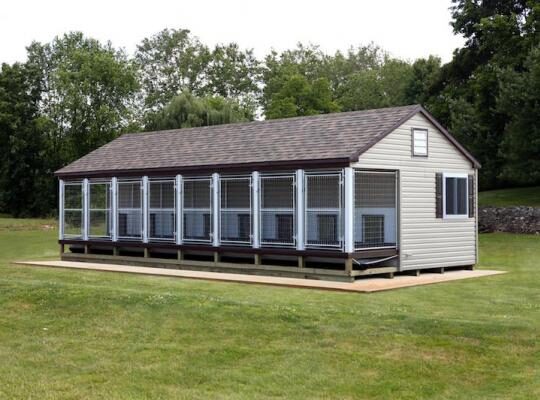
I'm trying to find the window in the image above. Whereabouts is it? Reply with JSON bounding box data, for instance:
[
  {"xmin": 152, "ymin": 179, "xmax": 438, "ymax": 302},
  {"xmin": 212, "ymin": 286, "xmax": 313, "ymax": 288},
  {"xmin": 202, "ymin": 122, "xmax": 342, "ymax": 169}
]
[
  {"xmin": 412, "ymin": 128, "xmax": 428, "ymax": 157},
  {"xmin": 443, "ymin": 173, "xmax": 468, "ymax": 218}
]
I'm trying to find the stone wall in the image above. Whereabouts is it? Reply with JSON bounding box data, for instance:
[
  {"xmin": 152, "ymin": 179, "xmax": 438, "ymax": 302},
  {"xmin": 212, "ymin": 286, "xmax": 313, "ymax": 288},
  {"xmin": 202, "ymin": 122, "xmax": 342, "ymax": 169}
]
[{"xmin": 479, "ymin": 206, "xmax": 540, "ymax": 234}]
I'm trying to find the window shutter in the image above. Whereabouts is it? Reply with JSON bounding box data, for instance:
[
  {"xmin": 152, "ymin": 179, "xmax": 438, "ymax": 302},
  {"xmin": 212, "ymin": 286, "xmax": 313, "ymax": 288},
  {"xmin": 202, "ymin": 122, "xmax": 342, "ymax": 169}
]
[
  {"xmin": 468, "ymin": 174, "xmax": 475, "ymax": 218},
  {"xmin": 435, "ymin": 173, "xmax": 443, "ymax": 218}
]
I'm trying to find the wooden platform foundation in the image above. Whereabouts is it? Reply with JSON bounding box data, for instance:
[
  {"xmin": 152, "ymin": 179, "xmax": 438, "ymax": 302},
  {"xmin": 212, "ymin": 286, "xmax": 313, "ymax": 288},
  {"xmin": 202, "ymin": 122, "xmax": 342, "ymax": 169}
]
[{"xmin": 59, "ymin": 240, "xmax": 403, "ymax": 282}]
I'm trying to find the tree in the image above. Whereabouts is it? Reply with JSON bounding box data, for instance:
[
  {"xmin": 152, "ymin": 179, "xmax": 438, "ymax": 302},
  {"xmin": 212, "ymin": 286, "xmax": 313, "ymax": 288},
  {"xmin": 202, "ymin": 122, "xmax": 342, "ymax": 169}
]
[
  {"xmin": 204, "ymin": 43, "xmax": 260, "ymax": 109},
  {"xmin": 261, "ymin": 44, "xmax": 329, "ymax": 115},
  {"xmin": 264, "ymin": 74, "xmax": 339, "ymax": 119},
  {"xmin": 135, "ymin": 28, "xmax": 211, "ymax": 111},
  {"xmin": 423, "ymin": 0, "xmax": 540, "ymax": 189},
  {"xmin": 337, "ymin": 58, "xmax": 414, "ymax": 111},
  {"xmin": 261, "ymin": 43, "xmax": 415, "ymax": 118},
  {"xmin": 135, "ymin": 29, "xmax": 260, "ymax": 116},
  {"xmin": 404, "ymin": 56, "xmax": 441, "ymax": 105},
  {"xmin": 26, "ymin": 32, "xmax": 139, "ymax": 165},
  {"xmin": 498, "ymin": 46, "xmax": 540, "ymax": 184},
  {"xmin": 0, "ymin": 63, "xmax": 52, "ymax": 216},
  {"xmin": 144, "ymin": 91, "xmax": 252, "ymax": 131}
]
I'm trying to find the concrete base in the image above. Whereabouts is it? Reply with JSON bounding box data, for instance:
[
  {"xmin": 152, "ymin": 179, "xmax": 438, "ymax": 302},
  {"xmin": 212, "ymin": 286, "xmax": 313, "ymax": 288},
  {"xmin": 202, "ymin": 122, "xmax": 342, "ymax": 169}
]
[{"xmin": 15, "ymin": 260, "xmax": 505, "ymax": 293}]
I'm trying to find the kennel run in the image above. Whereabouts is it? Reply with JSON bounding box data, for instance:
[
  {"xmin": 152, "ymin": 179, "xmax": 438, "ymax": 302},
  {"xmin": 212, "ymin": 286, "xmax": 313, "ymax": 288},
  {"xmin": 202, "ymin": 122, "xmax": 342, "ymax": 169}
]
[{"xmin": 56, "ymin": 105, "xmax": 480, "ymax": 282}]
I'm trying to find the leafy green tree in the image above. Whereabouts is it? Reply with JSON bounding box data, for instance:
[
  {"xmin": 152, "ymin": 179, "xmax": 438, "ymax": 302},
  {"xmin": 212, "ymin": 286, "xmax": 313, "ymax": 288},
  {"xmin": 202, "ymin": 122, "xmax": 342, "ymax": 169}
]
[
  {"xmin": 265, "ymin": 74, "xmax": 339, "ymax": 119},
  {"xmin": 404, "ymin": 56, "xmax": 441, "ymax": 105},
  {"xmin": 0, "ymin": 63, "xmax": 52, "ymax": 216},
  {"xmin": 145, "ymin": 91, "xmax": 252, "ymax": 131},
  {"xmin": 205, "ymin": 43, "xmax": 260, "ymax": 107},
  {"xmin": 135, "ymin": 28, "xmax": 211, "ymax": 111},
  {"xmin": 498, "ymin": 46, "xmax": 540, "ymax": 184},
  {"xmin": 26, "ymin": 32, "xmax": 139, "ymax": 164},
  {"xmin": 419, "ymin": 0, "xmax": 540, "ymax": 189},
  {"xmin": 261, "ymin": 44, "xmax": 329, "ymax": 114},
  {"xmin": 337, "ymin": 58, "xmax": 414, "ymax": 111},
  {"xmin": 262, "ymin": 43, "xmax": 414, "ymax": 118},
  {"xmin": 135, "ymin": 29, "xmax": 260, "ymax": 116}
]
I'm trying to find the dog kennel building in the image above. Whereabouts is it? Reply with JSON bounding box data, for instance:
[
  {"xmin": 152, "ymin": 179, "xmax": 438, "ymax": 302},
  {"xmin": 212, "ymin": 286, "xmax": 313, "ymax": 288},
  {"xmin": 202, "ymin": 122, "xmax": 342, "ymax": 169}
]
[{"xmin": 56, "ymin": 105, "xmax": 480, "ymax": 281}]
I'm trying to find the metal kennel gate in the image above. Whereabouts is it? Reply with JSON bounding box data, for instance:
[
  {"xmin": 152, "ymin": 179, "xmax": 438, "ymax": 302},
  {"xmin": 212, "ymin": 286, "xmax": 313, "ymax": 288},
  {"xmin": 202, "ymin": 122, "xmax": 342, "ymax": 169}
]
[
  {"xmin": 259, "ymin": 174, "xmax": 296, "ymax": 247},
  {"xmin": 220, "ymin": 176, "xmax": 252, "ymax": 245},
  {"xmin": 182, "ymin": 177, "xmax": 212, "ymax": 243},
  {"xmin": 148, "ymin": 178, "xmax": 176, "ymax": 241},
  {"xmin": 354, "ymin": 170, "xmax": 397, "ymax": 249},
  {"xmin": 304, "ymin": 171, "xmax": 344, "ymax": 249},
  {"xmin": 63, "ymin": 181, "xmax": 83, "ymax": 238},
  {"xmin": 117, "ymin": 179, "xmax": 143, "ymax": 240},
  {"xmin": 88, "ymin": 181, "xmax": 111, "ymax": 239}
]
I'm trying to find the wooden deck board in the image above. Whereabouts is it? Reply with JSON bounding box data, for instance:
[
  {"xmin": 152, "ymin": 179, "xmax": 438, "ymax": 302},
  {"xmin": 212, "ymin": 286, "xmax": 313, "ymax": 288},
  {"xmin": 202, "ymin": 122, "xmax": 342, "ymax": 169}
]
[{"xmin": 14, "ymin": 260, "xmax": 505, "ymax": 293}]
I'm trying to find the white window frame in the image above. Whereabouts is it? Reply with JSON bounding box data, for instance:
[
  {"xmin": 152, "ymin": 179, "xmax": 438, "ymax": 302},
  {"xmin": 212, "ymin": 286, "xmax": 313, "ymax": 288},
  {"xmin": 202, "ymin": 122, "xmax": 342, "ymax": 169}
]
[
  {"xmin": 442, "ymin": 172, "xmax": 468, "ymax": 219},
  {"xmin": 412, "ymin": 128, "xmax": 428, "ymax": 157}
]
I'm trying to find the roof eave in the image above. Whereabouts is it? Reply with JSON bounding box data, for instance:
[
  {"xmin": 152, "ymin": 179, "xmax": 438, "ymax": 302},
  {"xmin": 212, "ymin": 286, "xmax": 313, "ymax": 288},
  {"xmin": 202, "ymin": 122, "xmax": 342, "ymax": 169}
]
[{"xmin": 54, "ymin": 157, "xmax": 353, "ymax": 179}]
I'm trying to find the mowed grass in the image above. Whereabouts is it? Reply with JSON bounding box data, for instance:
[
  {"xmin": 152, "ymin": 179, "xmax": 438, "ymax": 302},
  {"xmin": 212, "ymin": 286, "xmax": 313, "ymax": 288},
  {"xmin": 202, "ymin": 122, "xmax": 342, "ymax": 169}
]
[
  {"xmin": 479, "ymin": 186, "xmax": 540, "ymax": 207},
  {"xmin": 0, "ymin": 218, "xmax": 539, "ymax": 399}
]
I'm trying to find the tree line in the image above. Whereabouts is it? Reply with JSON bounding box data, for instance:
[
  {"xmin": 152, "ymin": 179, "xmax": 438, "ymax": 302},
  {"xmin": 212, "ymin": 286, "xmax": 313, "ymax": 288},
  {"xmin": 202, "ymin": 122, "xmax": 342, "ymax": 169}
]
[{"xmin": 0, "ymin": 0, "xmax": 538, "ymax": 217}]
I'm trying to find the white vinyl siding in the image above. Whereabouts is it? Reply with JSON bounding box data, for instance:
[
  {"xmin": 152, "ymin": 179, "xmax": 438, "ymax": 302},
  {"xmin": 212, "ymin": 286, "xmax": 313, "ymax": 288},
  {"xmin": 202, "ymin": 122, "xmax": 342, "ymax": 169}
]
[{"xmin": 352, "ymin": 113, "xmax": 477, "ymax": 270}]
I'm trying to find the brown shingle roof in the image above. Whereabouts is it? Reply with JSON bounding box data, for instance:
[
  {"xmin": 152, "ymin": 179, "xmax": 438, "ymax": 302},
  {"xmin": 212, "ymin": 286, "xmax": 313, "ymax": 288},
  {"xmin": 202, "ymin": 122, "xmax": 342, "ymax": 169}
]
[{"xmin": 55, "ymin": 104, "xmax": 479, "ymax": 177}]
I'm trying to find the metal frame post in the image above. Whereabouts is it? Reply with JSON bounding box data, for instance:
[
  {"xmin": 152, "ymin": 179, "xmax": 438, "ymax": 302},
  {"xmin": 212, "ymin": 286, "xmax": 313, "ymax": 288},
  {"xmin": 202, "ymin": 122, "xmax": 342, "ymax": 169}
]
[
  {"xmin": 344, "ymin": 167, "xmax": 355, "ymax": 253},
  {"xmin": 212, "ymin": 173, "xmax": 220, "ymax": 247},
  {"xmin": 82, "ymin": 178, "xmax": 89, "ymax": 241},
  {"xmin": 295, "ymin": 169, "xmax": 305, "ymax": 250},
  {"xmin": 58, "ymin": 179, "xmax": 65, "ymax": 240},
  {"xmin": 142, "ymin": 176, "xmax": 149, "ymax": 243},
  {"xmin": 111, "ymin": 177, "xmax": 118, "ymax": 242},
  {"xmin": 175, "ymin": 174, "xmax": 183, "ymax": 245},
  {"xmin": 252, "ymin": 171, "xmax": 260, "ymax": 249}
]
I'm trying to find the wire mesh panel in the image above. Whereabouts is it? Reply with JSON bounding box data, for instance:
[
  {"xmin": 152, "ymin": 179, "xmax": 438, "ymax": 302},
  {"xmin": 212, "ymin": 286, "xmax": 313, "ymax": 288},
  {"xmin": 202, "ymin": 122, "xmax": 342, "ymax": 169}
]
[
  {"xmin": 354, "ymin": 170, "xmax": 397, "ymax": 249},
  {"xmin": 305, "ymin": 172, "xmax": 343, "ymax": 248},
  {"xmin": 89, "ymin": 181, "xmax": 111, "ymax": 238},
  {"xmin": 63, "ymin": 182, "xmax": 83, "ymax": 238},
  {"xmin": 260, "ymin": 174, "xmax": 296, "ymax": 247},
  {"xmin": 149, "ymin": 179, "xmax": 175, "ymax": 241},
  {"xmin": 117, "ymin": 180, "xmax": 142, "ymax": 240},
  {"xmin": 183, "ymin": 178, "xmax": 212, "ymax": 242},
  {"xmin": 220, "ymin": 176, "xmax": 252, "ymax": 245}
]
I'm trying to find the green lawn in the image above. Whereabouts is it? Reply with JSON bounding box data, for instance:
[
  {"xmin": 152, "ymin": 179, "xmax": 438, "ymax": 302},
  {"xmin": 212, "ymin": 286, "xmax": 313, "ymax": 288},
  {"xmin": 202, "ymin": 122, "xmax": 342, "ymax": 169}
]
[
  {"xmin": 0, "ymin": 218, "xmax": 539, "ymax": 399},
  {"xmin": 479, "ymin": 186, "xmax": 540, "ymax": 207}
]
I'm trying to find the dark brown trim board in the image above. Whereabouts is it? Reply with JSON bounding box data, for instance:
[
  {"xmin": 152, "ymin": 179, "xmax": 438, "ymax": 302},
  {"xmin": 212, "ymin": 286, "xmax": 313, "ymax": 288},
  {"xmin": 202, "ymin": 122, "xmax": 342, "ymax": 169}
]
[{"xmin": 59, "ymin": 239, "xmax": 398, "ymax": 260}]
